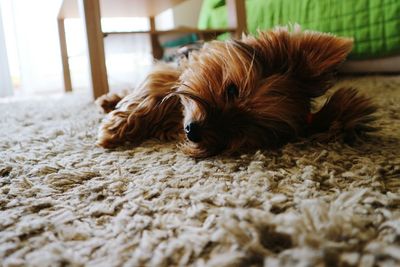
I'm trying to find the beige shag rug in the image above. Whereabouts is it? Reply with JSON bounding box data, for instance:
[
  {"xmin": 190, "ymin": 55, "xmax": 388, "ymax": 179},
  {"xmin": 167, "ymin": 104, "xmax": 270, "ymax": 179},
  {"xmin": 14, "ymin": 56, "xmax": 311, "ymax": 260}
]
[{"xmin": 0, "ymin": 76, "xmax": 400, "ymax": 267}]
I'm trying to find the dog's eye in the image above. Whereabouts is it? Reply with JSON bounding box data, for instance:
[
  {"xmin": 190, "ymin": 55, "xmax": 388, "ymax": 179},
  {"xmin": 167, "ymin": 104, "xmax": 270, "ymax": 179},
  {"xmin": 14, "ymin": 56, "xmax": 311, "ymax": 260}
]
[{"xmin": 226, "ymin": 84, "xmax": 239, "ymax": 100}]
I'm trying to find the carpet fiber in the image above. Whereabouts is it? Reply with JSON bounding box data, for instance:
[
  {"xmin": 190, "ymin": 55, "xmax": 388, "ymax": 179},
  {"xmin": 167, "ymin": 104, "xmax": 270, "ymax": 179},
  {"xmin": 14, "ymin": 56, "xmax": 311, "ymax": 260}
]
[{"xmin": 1, "ymin": 76, "xmax": 400, "ymax": 267}]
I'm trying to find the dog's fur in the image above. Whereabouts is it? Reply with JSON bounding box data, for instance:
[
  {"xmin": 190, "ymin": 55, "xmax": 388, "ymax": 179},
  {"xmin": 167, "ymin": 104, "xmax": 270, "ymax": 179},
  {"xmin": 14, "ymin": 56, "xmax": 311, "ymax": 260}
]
[{"xmin": 96, "ymin": 27, "xmax": 376, "ymax": 158}]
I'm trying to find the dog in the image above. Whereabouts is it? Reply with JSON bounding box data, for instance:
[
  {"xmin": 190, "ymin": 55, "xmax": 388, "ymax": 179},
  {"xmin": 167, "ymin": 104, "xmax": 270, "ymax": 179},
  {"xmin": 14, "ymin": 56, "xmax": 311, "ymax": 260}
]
[{"xmin": 96, "ymin": 27, "xmax": 376, "ymax": 158}]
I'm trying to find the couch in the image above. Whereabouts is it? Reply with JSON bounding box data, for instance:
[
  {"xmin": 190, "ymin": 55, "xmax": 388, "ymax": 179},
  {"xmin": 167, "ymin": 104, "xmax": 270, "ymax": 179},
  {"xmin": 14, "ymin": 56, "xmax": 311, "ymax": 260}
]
[{"xmin": 198, "ymin": 0, "xmax": 400, "ymax": 72}]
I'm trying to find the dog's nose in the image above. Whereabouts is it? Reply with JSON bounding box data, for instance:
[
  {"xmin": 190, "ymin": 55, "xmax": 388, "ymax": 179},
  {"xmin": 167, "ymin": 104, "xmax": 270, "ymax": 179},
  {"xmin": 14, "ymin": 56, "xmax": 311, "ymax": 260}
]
[{"xmin": 184, "ymin": 122, "xmax": 201, "ymax": 142}]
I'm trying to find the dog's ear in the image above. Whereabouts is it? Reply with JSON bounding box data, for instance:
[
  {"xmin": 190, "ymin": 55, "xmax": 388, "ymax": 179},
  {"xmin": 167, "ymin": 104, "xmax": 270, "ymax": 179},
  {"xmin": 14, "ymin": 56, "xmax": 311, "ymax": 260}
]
[{"xmin": 243, "ymin": 27, "xmax": 353, "ymax": 97}]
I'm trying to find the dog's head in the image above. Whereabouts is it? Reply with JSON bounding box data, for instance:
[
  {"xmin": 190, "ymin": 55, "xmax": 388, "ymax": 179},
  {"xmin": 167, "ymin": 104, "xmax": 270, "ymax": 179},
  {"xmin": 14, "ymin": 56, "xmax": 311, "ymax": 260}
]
[{"xmin": 176, "ymin": 27, "xmax": 353, "ymax": 157}]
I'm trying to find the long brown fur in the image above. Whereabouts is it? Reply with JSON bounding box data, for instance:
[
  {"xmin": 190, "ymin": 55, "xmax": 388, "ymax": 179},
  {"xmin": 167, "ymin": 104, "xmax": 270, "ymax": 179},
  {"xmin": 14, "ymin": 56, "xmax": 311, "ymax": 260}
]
[{"xmin": 97, "ymin": 27, "xmax": 376, "ymax": 158}]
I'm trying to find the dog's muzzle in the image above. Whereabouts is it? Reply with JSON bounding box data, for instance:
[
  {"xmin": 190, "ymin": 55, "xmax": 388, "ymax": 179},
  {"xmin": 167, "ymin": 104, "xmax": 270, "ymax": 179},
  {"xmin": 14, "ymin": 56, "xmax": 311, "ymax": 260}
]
[{"xmin": 184, "ymin": 122, "xmax": 201, "ymax": 142}]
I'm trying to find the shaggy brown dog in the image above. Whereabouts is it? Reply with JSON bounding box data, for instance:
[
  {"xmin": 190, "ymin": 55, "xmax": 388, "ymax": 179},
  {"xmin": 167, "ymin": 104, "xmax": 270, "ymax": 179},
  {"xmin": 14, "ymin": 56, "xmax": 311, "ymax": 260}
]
[{"xmin": 96, "ymin": 27, "xmax": 376, "ymax": 158}]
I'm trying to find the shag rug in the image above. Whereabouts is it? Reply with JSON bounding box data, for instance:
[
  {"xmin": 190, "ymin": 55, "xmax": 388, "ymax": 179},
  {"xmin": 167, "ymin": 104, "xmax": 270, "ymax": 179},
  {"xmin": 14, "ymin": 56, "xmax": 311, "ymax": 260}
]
[{"xmin": 1, "ymin": 76, "xmax": 399, "ymax": 267}]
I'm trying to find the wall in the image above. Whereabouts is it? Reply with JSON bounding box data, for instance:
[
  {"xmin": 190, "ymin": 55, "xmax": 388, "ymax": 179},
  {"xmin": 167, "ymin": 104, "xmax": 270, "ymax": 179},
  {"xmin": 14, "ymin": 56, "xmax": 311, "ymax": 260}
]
[
  {"xmin": 0, "ymin": 2, "xmax": 13, "ymax": 97},
  {"xmin": 4, "ymin": 0, "xmax": 63, "ymax": 94},
  {"xmin": 173, "ymin": 0, "xmax": 203, "ymax": 28}
]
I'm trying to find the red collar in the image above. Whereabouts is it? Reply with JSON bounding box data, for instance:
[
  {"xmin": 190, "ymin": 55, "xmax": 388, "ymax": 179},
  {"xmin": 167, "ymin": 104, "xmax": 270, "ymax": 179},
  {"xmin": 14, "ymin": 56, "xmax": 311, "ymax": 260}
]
[{"xmin": 306, "ymin": 113, "xmax": 314, "ymax": 125}]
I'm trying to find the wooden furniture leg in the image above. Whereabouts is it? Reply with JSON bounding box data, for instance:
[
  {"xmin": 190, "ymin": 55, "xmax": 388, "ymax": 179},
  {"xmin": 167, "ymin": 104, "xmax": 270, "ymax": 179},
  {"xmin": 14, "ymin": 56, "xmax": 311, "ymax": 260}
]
[
  {"xmin": 57, "ymin": 18, "xmax": 72, "ymax": 92},
  {"xmin": 149, "ymin": 16, "xmax": 163, "ymax": 60},
  {"xmin": 78, "ymin": 0, "xmax": 109, "ymax": 99},
  {"xmin": 226, "ymin": 0, "xmax": 247, "ymax": 38}
]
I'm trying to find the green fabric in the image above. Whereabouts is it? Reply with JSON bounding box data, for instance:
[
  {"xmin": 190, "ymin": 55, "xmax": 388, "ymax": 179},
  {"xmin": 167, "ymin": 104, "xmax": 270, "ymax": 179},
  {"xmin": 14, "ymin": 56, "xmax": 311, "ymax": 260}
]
[{"xmin": 198, "ymin": 0, "xmax": 400, "ymax": 59}]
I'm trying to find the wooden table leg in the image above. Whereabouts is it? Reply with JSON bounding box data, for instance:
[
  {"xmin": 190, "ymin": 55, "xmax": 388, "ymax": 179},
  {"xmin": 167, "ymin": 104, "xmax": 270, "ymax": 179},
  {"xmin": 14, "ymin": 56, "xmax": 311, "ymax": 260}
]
[
  {"xmin": 57, "ymin": 18, "xmax": 72, "ymax": 92},
  {"xmin": 149, "ymin": 16, "xmax": 163, "ymax": 60},
  {"xmin": 226, "ymin": 0, "xmax": 247, "ymax": 39},
  {"xmin": 78, "ymin": 0, "xmax": 109, "ymax": 99}
]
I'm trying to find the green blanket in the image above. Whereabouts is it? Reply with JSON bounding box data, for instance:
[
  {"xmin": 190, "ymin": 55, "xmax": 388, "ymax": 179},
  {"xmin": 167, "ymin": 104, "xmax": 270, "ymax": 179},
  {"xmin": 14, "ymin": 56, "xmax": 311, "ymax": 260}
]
[{"xmin": 198, "ymin": 0, "xmax": 400, "ymax": 59}]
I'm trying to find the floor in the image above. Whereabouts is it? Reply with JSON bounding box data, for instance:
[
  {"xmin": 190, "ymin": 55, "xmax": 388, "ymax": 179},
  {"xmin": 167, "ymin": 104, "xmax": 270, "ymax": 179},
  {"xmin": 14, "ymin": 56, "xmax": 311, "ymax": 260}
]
[{"xmin": 0, "ymin": 75, "xmax": 399, "ymax": 266}]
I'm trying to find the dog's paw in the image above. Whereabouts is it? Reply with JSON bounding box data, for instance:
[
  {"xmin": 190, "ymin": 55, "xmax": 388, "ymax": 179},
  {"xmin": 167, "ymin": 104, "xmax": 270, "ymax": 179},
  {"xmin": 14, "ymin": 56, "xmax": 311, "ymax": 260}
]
[
  {"xmin": 97, "ymin": 110, "xmax": 134, "ymax": 148},
  {"xmin": 95, "ymin": 93, "xmax": 124, "ymax": 113}
]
